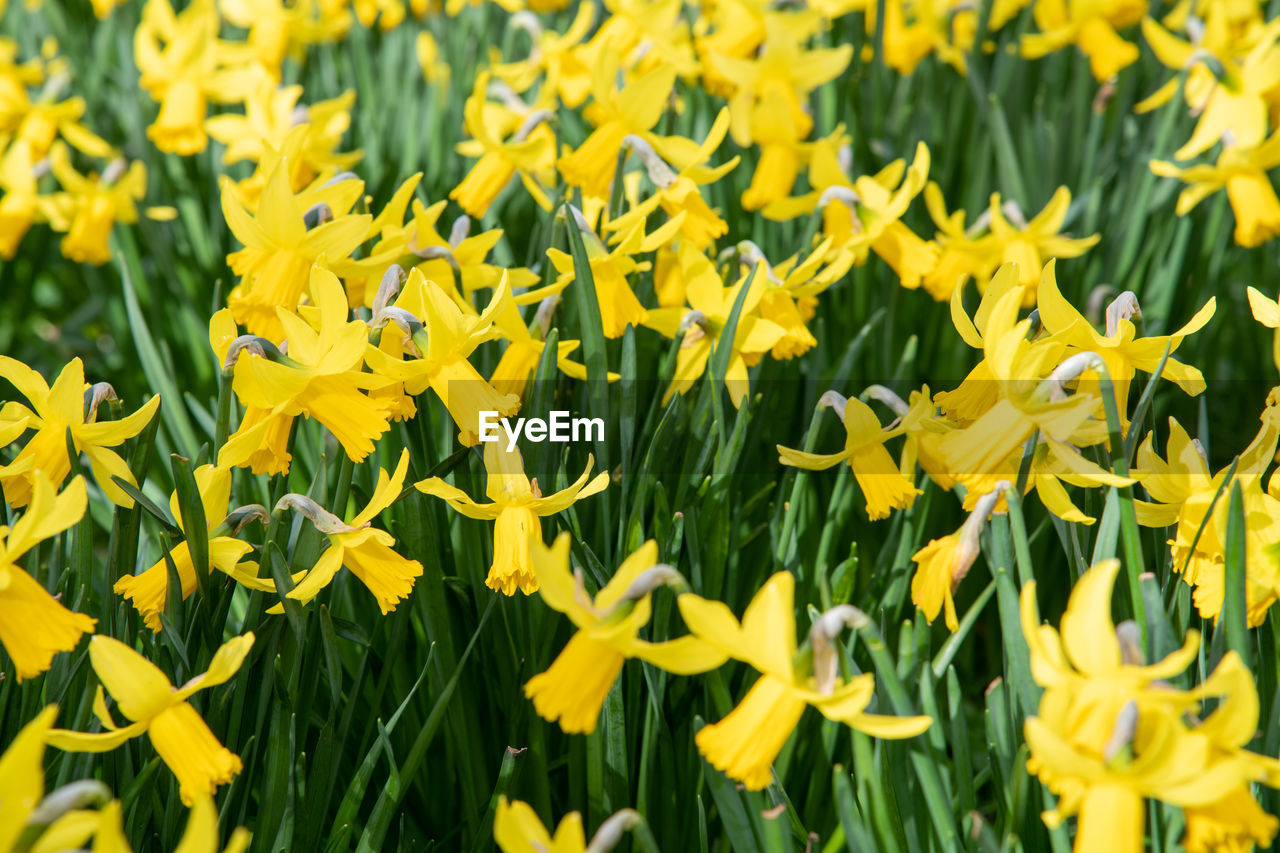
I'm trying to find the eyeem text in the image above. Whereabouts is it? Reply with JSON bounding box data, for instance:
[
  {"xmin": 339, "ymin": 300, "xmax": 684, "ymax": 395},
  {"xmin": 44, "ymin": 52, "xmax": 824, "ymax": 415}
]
[{"xmin": 478, "ymin": 410, "xmax": 605, "ymax": 451}]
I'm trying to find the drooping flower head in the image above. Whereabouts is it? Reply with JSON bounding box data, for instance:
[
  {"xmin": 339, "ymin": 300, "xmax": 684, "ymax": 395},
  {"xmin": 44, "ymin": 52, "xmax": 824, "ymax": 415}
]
[
  {"xmin": 679, "ymin": 572, "xmax": 931, "ymax": 789},
  {"xmin": 523, "ymin": 533, "xmax": 726, "ymax": 733},
  {"xmin": 416, "ymin": 440, "xmax": 607, "ymax": 595},
  {"xmin": 46, "ymin": 633, "xmax": 255, "ymax": 805}
]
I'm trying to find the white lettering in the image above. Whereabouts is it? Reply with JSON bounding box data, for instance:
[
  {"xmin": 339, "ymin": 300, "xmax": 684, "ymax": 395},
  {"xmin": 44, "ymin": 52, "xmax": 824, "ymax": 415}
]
[
  {"xmin": 501, "ymin": 416, "xmax": 524, "ymax": 451},
  {"xmin": 549, "ymin": 410, "xmax": 569, "ymax": 441},
  {"xmin": 478, "ymin": 411, "xmax": 500, "ymax": 442},
  {"xmin": 574, "ymin": 417, "xmax": 604, "ymax": 442},
  {"xmin": 480, "ymin": 411, "xmax": 606, "ymax": 449}
]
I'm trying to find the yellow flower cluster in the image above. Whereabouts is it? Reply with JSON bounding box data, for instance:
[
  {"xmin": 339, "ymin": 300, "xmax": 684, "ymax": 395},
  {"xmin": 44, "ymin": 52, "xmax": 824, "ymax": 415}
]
[
  {"xmin": 1022, "ymin": 559, "xmax": 1280, "ymax": 853},
  {"xmin": 0, "ymin": 36, "xmax": 172, "ymax": 264},
  {"xmin": 772, "ymin": 259, "xmax": 1277, "ymax": 638},
  {"xmin": 522, "ymin": 534, "xmax": 929, "ymax": 790}
]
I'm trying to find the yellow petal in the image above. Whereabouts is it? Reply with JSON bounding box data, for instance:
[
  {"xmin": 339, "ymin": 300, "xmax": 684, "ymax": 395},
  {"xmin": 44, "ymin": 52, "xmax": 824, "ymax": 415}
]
[
  {"xmin": 88, "ymin": 635, "xmax": 175, "ymax": 722},
  {"xmin": 777, "ymin": 445, "xmax": 852, "ymax": 470},
  {"xmin": 1058, "ymin": 558, "xmax": 1123, "ymax": 675},
  {"xmin": 282, "ymin": 545, "xmax": 346, "ymax": 607},
  {"xmin": 350, "ymin": 449, "xmax": 411, "ymax": 527},
  {"xmin": 82, "ymin": 445, "xmax": 139, "ymax": 508},
  {"xmin": 172, "ymin": 634, "xmax": 255, "ymax": 703},
  {"xmin": 628, "ymin": 635, "xmax": 729, "ymax": 675},
  {"xmin": 414, "ymin": 477, "xmax": 503, "ymax": 520},
  {"xmin": 528, "ymin": 468, "xmax": 609, "ymax": 517},
  {"xmin": 45, "ymin": 719, "xmax": 151, "ymax": 753},
  {"xmin": 846, "ymin": 712, "xmax": 933, "ymax": 739},
  {"xmin": 596, "ymin": 540, "xmax": 660, "ymax": 611},
  {"xmin": 1247, "ymin": 287, "xmax": 1280, "ymax": 329},
  {"xmin": 738, "ymin": 572, "xmax": 798, "ymax": 678},
  {"xmin": 0, "ymin": 705, "xmax": 58, "ymax": 850},
  {"xmin": 677, "ymin": 593, "xmax": 744, "ymax": 656},
  {"xmin": 493, "ymin": 797, "xmax": 556, "ymax": 852},
  {"xmin": 529, "ymin": 533, "xmax": 589, "ymax": 623},
  {"xmin": 4, "ymin": 475, "xmax": 87, "ymax": 560}
]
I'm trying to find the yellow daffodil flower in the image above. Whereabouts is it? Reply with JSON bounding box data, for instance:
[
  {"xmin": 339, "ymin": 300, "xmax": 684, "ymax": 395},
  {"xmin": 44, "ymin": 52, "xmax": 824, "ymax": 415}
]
[
  {"xmin": 416, "ymin": 31, "xmax": 449, "ymax": 85},
  {"xmin": 935, "ymin": 276, "xmax": 1103, "ymax": 478},
  {"xmin": 557, "ymin": 54, "xmax": 676, "ymax": 198},
  {"xmin": 451, "ymin": 71, "xmax": 555, "ymax": 218},
  {"xmin": 364, "ymin": 269, "xmax": 520, "ymax": 446},
  {"xmin": 416, "ymin": 440, "xmax": 607, "ymax": 595},
  {"xmin": 955, "ymin": 433, "xmax": 1135, "ymax": 524},
  {"xmin": 213, "ymin": 267, "xmax": 397, "ymax": 474},
  {"xmin": 220, "ymin": 142, "xmax": 372, "ymax": 337},
  {"xmin": 778, "ymin": 390, "xmax": 923, "ymax": 520},
  {"xmin": 705, "ymin": 27, "xmax": 851, "ymax": 149},
  {"xmin": 579, "ymin": 0, "xmax": 698, "ymax": 81},
  {"xmin": 547, "ymin": 212, "xmax": 678, "ymax": 339},
  {"xmin": 1022, "ymin": 558, "xmax": 1280, "ymax": 852},
  {"xmin": 920, "ymin": 181, "xmax": 992, "ymax": 300},
  {"xmin": 644, "ymin": 242, "xmax": 786, "ymax": 407},
  {"xmin": 46, "ymin": 633, "xmax": 255, "ymax": 805},
  {"xmin": 695, "ymin": 0, "xmax": 825, "ymax": 96},
  {"xmin": 217, "ymin": 0, "xmax": 335, "ymax": 73},
  {"xmin": 678, "ymin": 572, "xmax": 931, "ymax": 790},
  {"xmin": 0, "ymin": 476, "xmax": 95, "ymax": 680},
  {"xmin": 876, "ymin": 383, "xmax": 959, "ymax": 490},
  {"xmin": 0, "ymin": 79, "xmax": 114, "ymax": 161},
  {"xmin": 134, "ymin": 0, "xmax": 254, "ymax": 155},
  {"xmin": 524, "ymin": 534, "xmax": 726, "ymax": 733},
  {"xmin": 1151, "ymin": 131, "xmax": 1280, "ymax": 247},
  {"xmin": 271, "ymin": 449, "xmax": 423, "ymax": 613},
  {"xmin": 878, "ymin": 0, "xmax": 978, "ymax": 74},
  {"xmin": 934, "ymin": 264, "xmax": 1025, "ymax": 422},
  {"xmin": 1021, "ymin": 0, "xmax": 1145, "ymax": 81},
  {"xmin": 489, "ymin": 4, "xmax": 596, "ymax": 107},
  {"xmin": 1134, "ymin": 403, "xmax": 1280, "ymax": 623},
  {"xmin": 983, "ymin": 188, "xmax": 1100, "ymax": 300},
  {"xmin": 739, "ymin": 91, "xmax": 818, "ymax": 212},
  {"xmin": 205, "ymin": 79, "xmax": 362, "ymax": 185},
  {"xmin": 731, "ymin": 238, "xmax": 854, "ymax": 359},
  {"xmin": 1020, "ymin": 558, "xmax": 1205, "ymax": 711},
  {"xmin": 912, "ymin": 484, "xmax": 1005, "ymax": 630},
  {"xmin": 1036, "ymin": 259, "xmax": 1214, "ymax": 410},
  {"xmin": 39, "ymin": 143, "xmax": 147, "ymax": 266},
  {"xmin": 405, "ymin": 198, "xmax": 541, "ymax": 300},
  {"xmin": 0, "ymin": 355, "xmax": 159, "ymax": 507},
  {"xmin": 488, "ymin": 295, "xmax": 612, "ymax": 398},
  {"xmin": 771, "ymin": 141, "xmax": 938, "ymax": 289},
  {"xmin": 114, "ymin": 465, "xmax": 276, "ymax": 631},
  {"xmin": 1139, "ymin": 12, "xmax": 1280, "ymax": 159},
  {"xmin": 606, "ymin": 108, "xmax": 739, "ymax": 246}
]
